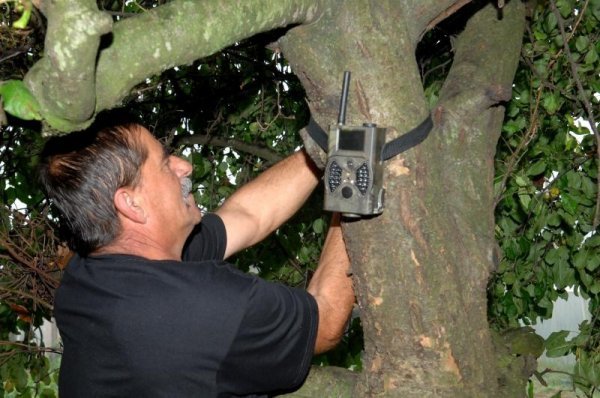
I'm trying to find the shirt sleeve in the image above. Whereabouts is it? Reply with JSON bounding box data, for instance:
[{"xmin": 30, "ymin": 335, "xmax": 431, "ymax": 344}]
[
  {"xmin": 182, "ymin": 213, "xmax": 227, "ymax": 261},
  {"xmin": 216, "ymin": 278, "xmax": 319, "ymax": 396}
]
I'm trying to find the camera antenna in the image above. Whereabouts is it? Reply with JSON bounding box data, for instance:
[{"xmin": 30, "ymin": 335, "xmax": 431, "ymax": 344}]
[{"xmin": 337, "ymin": 71, "xmax": 351, "ymax": 125}]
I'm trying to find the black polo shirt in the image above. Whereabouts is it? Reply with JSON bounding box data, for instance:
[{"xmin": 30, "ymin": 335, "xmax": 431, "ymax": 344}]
[{"xmin": 54, "ymin": 214, "xmax": 318, "ymax": 397}]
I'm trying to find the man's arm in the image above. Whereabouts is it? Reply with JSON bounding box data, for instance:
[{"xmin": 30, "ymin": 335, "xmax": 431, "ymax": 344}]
[
  {"xmin": 216, "ymin": 148, "xmax": 320, "ymax": 259},
  {"xmin": 307, "ymin": 213, "xmax": 355, "ymax": 354}
]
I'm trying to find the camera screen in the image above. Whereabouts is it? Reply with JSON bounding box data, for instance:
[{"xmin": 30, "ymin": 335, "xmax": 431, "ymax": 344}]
[{"xmin": 338, "ymin": 129, "xmax": 365, "ymax": 151}]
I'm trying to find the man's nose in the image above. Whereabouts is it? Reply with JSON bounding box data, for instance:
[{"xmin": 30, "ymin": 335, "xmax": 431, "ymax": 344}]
[{"xmin": 170, "ymin": 155, "xmax": 192, "ymax": 177}]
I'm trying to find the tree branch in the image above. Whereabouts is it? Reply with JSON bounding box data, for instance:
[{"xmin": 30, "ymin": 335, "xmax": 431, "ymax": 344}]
[
  {"xmin": 174, "ymin": 134, "xmax": 283, "ymax": 164},
  {"xmin": 0, "ymin": 286, "xmax": 54, "ymax": 311},
  {"xmin": 0, "ymin": 341, "xmax": 62, "ymax": 355},
  {"xmin": 0, "ymin": 236, "xmax": 59, "ymax": 288},
  {"xmin": 438, "ymin": 1, "xmax": 525, "ymax": 121},
  {"xmin": 24, "ymin": 0, "xmax": 324, "ymax": 133},
  {"xmin": 494, "ymin": 86, "xmax": 544, "ymax": 207},
  {"xmin": 94, "ymin": 0, "xmax": 322, "ymax": 122},
  {"xmin": 421, "ymin": 0, "xmax": 474, "ymax": 39},
  {"xmin": 23, "ymin": 0, "xmax": 113, "ymax": 132}
]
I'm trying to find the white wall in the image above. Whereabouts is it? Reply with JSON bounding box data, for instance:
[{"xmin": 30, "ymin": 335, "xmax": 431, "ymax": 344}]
[{"xmin": 532, "ymin": 290, "xmax": 591, "ymax": 370}]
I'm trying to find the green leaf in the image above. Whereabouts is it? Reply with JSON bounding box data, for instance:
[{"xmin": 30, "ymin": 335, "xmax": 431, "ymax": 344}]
[
  {"xmin": 565, "ymin": 132, "xmax": 577, "ymax": 150},
  {"xmin": 575, "ymin": 353, "xmax": 600, "ymax": 387},
  {"xmin": 578, "ymin": 268, "xmax": 595, "ymax": 290},
  {"xmin": 217, "ymin": 162, "xmax": 229, "ymax": 173},
  {"xmin": 545, "ymin": 12, "xmax": 558, "ymax": 32},
  {"xmin": 575, "ymin": 36, "xmax": 590, "ymax": 52},
  {"xmin": 590, "ymin": 282, "xmax": 600, "ymax": 295},
  {"xmin": 518, "ymin": 193, "xmax": 531, "ymax": 210},
  {"xmin": 542, "ymin": 92, "xmax": 560, "ymax": 114},
  {"xmin": 545, "ymin": 247, "xmax": 568, "ymax": 265},
  {"xmin": 13, "ymin": 366, "xmax": 28, "ymax": 391},
  {"xmin": 573, "ymin": 249, "xmax": 593, "ymax": 270},
  {"xmin": 503, "ymin": 116, "xmax": 527, "ymax": 134},
  {"xmin": 555, "ymin": 0, "xmax": 573, "ymax": 18},
  {"xmin": 554, "ymin": 260, "xmax": 575, "ymax": 289},
  {"xmin": 593, "ymin": 3, "xmax": 600, "ymax": 21},
  {"xmin": 584, "ymin": 48, "xmax": 599, "ymax": 65},
  {"xmin": 546, "ymin": 212, "xmax": 561, "ymax": 227},
  {"xmin": 561, "ymin": 192, "xmax": 578, "ymax": 214},
  {"xmin": 545, "ymin": 330, "xmax": 572, "ymax": 357},
  {"xmin": 586, "ymin": 234, "xmax": 600, "ymax": 247},
  {"xmin": 581, "ymin": 176, "xmax": 596, "ymax": 197},
  {"xmin": 566, "ymin": 172, "xmax": 582, "ymax": 190},
  {"xmin": 312, "ymin": 218, "xmax": 325, "ymax": 234},
  {"xmin": 39, "ymin": 389, "xmax": 56, "ymax": 398},
  {"xmin": 515, "ymin": 175, "xmax": 529, "ymax": 187},
  {"xmin": 526, "ymin": 160, "xmax": 546, "ymax": 176},
  {"xmin": 0, "ymin": 80, "xmax": 42, "ymax": 121},
  {"xmin": 503, "ymin": 271, "xmax": 517, "ymax": 285}
]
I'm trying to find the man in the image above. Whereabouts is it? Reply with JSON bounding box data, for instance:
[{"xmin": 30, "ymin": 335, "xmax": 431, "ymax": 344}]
[{"xmin": 39, "ymin": 123, "xmax": 354, "ymax": 397}]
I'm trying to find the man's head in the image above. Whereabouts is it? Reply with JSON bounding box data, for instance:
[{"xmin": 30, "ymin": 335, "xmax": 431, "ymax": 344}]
[{"xmin": 40, "ymin": 124, "xmax": 201, "ymax": 258}]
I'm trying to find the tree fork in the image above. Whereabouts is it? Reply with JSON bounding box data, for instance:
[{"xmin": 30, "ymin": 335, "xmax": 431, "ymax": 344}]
[{"xmin": 283, "ymin": 0, "xmax": 526, "ymax": 397}]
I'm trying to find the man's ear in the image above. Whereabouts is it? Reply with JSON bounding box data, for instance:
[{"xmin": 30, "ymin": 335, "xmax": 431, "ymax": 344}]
[{"xmin": 114, "ymin": 188, "xmax": 146, "ymax": 224}]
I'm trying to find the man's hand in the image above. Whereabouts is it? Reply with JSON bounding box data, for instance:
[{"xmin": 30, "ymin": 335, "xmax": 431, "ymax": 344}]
[{"xmin": 299, "ymin": 126, "xmax": 327, "ymax": 170}]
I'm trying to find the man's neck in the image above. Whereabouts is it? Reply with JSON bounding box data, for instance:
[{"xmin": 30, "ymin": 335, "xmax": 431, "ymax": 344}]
[{"xmin": 95, "ymin": 234, "xmax": 183, "ymax": 261}]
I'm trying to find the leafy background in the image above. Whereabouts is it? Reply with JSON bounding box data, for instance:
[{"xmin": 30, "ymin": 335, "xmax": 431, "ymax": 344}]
[{"xmin": 0, "ymin": 0, "xmax": 599, "ymax": 396}]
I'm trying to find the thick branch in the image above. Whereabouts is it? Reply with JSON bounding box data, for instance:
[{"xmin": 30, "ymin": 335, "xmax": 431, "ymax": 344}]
[
  {"xmin": 25, "ymin": 0, "xmax": 323, "ymax": 134},
  {"xmin": 423, "ymin": 2, "xmax": 527, "ymax": 396},
  {"xmin": 95, "ymin": 0, "xmax": 322, "ymax": 116},
  {"xmin": 438, "ymin": 2, "xmax": 525, "ymax": 120},
  {"xmin": 401, "ymin": 0, "xmax": 474, "ymax": 42},
  {"xmin": 370, "ymin": 0, "xmax": 477, "ymax": 45},
  {"xmin": 23, "ymin": 0, "xmax": 113, "ymax": 132}
]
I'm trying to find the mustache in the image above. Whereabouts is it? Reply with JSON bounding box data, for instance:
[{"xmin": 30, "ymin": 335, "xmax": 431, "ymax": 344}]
[{"xmin": 181, "ymin": 177, "xmax": 193, "ymax": 196}]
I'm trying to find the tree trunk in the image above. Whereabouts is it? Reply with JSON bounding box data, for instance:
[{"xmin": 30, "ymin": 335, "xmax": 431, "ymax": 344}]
[{"xmin": 281, "ymin": 1, "xmax": 526, "ymax": 396}]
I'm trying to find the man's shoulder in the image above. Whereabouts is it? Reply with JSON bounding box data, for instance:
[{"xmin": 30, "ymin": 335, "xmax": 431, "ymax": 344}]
[
  {"xmin": 183, "ymin": 212, "xmax": 227, "ymax": 261},
  {"xmin": 58, "ymin": 253, "xmax": 259, "ymax": 308},
  {"xmin": 64, "ymin": 253, "xmax": 250, "ymax": 286}
]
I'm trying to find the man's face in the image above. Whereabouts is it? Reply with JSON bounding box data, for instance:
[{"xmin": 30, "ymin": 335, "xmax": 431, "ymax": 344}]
[{"xmin": 135, "ymin": 128, "xmax": 202, "ymax": 244}]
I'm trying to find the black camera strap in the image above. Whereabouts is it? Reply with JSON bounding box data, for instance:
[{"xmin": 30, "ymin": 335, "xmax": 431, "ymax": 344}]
[
  {"xmin": 380, "ymin": 114, "xmax": 433, "ymax": 160},
  {"xmin": 305, "ymin": 114, "xmax": 433, "ymax": 161},
  {"xmin": 306, "ymin": 116, "xmax": 329, "ymax": 152}
]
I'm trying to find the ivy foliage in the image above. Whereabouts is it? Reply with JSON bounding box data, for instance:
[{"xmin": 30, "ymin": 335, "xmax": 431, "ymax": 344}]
[{"xmin": 488, "ymin": 0, "xmax": 600, "ymax": 395}]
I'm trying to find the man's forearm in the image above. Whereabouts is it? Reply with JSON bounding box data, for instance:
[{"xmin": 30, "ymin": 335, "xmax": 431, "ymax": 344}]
[
  {"xmin": 217, "ymin": 148, "xmax": 321, "ymax": 257},
  {"xmin": 307, "ymin": 214, "xmax": 355, "ymax": 354},
  {"xmin": 247, "ymin": 148, "xmax": 321, "ymax": 231}
]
